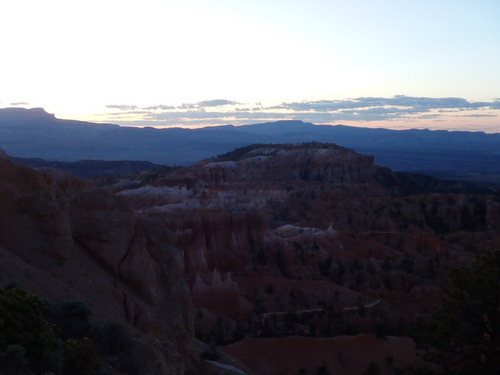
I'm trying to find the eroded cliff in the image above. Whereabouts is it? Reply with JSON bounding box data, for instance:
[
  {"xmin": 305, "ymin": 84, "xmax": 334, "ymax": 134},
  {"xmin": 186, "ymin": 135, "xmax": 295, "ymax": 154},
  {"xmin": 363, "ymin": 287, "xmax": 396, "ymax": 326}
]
[
  {"xmin": 0, "ymin": 151, "xmax": 193, "ymax": 375},
  {"xmin": 116, "ymin": 143, "xmax": 500, "ymax": 374}
]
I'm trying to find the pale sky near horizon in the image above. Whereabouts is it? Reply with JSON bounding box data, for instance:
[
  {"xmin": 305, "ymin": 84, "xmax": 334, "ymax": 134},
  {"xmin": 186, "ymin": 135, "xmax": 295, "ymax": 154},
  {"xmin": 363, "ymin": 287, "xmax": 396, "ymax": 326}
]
[{"xmin": 1, "ymin": 0, "xmax": 500, "ymax": 132}]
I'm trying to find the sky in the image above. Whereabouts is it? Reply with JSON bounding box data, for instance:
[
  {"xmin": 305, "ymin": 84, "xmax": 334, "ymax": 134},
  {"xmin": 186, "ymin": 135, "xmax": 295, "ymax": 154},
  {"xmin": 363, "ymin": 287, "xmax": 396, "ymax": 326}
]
[{"xmin": 1, "ymin": 0, "xmax": 500, "ymax": 132}]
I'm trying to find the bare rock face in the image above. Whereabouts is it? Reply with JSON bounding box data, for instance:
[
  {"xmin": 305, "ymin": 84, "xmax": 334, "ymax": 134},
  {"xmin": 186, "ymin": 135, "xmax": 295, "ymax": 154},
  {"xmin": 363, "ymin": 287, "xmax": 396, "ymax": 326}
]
[
  {"xmin": 0, "ymin": 155, "xmax": 193, "ymax": 375},
  {"xmin": 167, "ymin": 211, "xmax": 269, "ymax": 276},
  {"xmin": 192, "ymin": 270, "xmax": 240, "ymax": 317},
  {"xmin": 69, "ymin": 188, "xmax": 135, "ymax": 273}
]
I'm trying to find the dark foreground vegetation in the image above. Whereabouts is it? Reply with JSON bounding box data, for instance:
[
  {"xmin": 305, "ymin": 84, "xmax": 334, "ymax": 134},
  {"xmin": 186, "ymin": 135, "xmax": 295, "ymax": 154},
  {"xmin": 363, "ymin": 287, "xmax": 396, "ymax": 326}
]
[
  {"xmin": 0, "ymin": 285, "xmax": 136, "ymax": 375},
  {"xmin": 410, "ymin": 251, "xmax": 500, "ymax": 375}
]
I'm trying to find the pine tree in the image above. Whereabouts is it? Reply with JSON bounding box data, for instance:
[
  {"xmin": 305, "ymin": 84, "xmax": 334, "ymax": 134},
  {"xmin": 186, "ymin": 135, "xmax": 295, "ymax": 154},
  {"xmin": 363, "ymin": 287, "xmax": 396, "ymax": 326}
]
[{"xmin": 413, "ymin": 251, "xmax": 500, "ymax": 374}]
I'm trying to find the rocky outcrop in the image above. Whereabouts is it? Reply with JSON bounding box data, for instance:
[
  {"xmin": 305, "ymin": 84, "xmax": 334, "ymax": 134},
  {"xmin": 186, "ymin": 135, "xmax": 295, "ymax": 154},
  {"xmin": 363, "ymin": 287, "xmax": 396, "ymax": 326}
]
[
  {"xmin": 0, "ymin": 107, "xmax": 56, "ymax": 123},
  {"xmin": 0, "ymin": 154, "xmax": 193, "ymax": 375},
  {"xmin": 118, "ymin": 142, "xmax": 500, "ymax": 361},
  {"xmin": 168, "ymin": 211, "xmax": 269, "ymax": 276},
  {"xmin": 192, "ymin": 270, "xmax": 240, "ymax": 318}
]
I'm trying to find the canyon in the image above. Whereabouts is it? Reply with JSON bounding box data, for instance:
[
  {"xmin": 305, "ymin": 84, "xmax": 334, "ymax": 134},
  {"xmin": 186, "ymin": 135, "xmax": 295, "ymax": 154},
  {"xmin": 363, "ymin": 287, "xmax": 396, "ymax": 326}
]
[{"xmin": 1, "ymin": 142, "xmax": 499, "ymax": 374}]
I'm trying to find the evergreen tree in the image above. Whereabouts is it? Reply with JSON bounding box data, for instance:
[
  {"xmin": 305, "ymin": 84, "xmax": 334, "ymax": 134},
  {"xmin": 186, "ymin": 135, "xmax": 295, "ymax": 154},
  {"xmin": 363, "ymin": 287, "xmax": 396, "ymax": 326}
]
[
  {"xmin": 0, "ymin": 287, "xmax": 62, "ymax": 373},
  {"xmin": 363, "ymin": 361, "xmax": 382, "ymax": 375},
  {"xmin": 0, "ymin": 286, "xmax": 102, "ymax": 375},
  {"xmin": 413, "ymin": 251, "xmax": 500, "ymax": 374}
]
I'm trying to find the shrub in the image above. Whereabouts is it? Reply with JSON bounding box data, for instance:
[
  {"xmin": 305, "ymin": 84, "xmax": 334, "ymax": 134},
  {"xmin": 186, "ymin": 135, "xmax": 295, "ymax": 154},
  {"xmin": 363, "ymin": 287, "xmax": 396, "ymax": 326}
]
[
  {"xmin": 0, "ymin": 287, "xmax": 104, "ymax": 375},
  {"xmin": 63, "ymin": 338, "xmax": 100, "ymax": 375},
  {"xmin": 45, "ymin": 300, "xmax": 92, "ymax": 339},
  {"xmin": 0, "ymin": 287, "xmax": 62, "ymax": 373},
  {"xmin": 413, "ymin": 251, "xmax": 500, "ymax": 374}
]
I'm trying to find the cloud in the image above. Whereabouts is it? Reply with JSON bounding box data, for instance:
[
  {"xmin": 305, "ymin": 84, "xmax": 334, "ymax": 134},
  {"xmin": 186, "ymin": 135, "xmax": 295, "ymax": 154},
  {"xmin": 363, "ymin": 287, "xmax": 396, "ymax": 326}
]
[
  {"xmin": 10, "ymin": 102, "xmax": 30, "ymax": 106},
  {"xmin": 106, "ymin": 104, "xmax": 139, "ymax": 111},
  {"xmin": 172, "ymin": 99, "xmax": 241, "ymax": 111},
  {"xmin": 102, "ymin": 96, "xmax": 500, "ymax": 130},
  {"xmin": 143, "ymin": 104, "xmax": 176, "ymax": 110},
  {"xmin": 273, "ymin": 99, "xmax": 366, "ymax": 112},
  {"xmin": 107, "ymin": 104, "xmax": 179, "ymax": 111},
  {"xmin": 262, "ymin": 96, "xmax": 500, "ymax": 123},
  {"xmin": 197, "ymin": 99, "xmax": 240, "ymax": 107},
  {"xmin": 178, "ymin": 103, "xmax": 197, "ymax": 110},
  {"xmin": 489, "ymin": 101, "xmax": 500, "ymax": 109},
  {"xmin": 458, "ymin": 114, "xmax": 497, "ymax": 118},
  {"xmin": 275, "ymin": 96, "xmax": 491, "ymax": 113}
]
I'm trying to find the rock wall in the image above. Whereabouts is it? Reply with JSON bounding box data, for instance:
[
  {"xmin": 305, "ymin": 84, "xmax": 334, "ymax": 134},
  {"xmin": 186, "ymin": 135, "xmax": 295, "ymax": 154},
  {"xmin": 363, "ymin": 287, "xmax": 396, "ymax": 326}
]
[{"xmin": 0, "ymin": 154, "xmax": 193, "ymax": 375}]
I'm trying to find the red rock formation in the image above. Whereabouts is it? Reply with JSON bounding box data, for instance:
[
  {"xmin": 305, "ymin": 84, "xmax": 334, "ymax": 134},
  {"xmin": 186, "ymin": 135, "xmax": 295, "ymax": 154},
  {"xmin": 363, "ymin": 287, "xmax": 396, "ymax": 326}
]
[
  {"xmin": 118, "ymin": 142, "xmax": 500, "ymax": 354},
  {"xmin": 192, "ymin": 270, "xmax": 240, "ymax": 318},
  {"xmin": 3, "ymin": 142, "xmax": 500, "ymax": 374},
  {"xmin": 0, "ymin": 151, "xmax": 193, "ymax": 375}
]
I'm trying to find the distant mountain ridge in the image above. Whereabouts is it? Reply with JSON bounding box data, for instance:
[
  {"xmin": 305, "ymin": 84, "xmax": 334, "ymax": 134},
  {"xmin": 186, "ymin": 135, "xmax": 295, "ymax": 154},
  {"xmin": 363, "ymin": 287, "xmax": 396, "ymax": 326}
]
[
  {"xmin": 11, "ymin": 158, "xmax": 166, "ymax": 178},
  {"xmin": 1, "ymin": 108, "xmax": 499, "ymax": 178}
]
